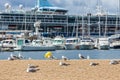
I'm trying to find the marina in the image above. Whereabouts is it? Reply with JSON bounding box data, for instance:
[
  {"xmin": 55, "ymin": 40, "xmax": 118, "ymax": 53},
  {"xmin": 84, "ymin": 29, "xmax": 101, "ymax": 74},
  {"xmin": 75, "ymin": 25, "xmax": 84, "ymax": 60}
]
[{"xmin": 0, "ymin": 0, "xmax": 119, "ymax": 52}]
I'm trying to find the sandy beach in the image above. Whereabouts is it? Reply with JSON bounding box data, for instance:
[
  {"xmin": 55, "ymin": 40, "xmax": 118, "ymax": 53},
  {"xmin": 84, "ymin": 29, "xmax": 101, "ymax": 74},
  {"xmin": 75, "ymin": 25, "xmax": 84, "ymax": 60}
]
[{"xmin": 0, "ymin": 59, "xmax": 120, "ymax": 80}]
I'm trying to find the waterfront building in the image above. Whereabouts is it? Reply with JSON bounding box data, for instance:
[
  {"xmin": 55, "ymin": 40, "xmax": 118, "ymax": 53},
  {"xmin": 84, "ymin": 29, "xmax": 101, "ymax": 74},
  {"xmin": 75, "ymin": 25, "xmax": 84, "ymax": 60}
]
[{"xmin": 0, "ymin": 0, "xmax": 120, "ymax": 37}]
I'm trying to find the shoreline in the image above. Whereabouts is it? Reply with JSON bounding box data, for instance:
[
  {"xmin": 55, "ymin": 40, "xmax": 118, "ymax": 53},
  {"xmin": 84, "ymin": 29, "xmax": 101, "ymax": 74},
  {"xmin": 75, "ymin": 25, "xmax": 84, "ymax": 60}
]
[{"xmin": 0, "ymin": 60, "xmax": 120, "ymax": 80}]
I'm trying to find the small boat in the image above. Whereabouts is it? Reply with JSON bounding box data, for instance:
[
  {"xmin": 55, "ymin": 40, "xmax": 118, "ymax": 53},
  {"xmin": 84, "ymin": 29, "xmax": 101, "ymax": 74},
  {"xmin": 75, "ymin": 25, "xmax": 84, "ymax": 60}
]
[
  {"xmin": 14, "ymin": 38, "xmax": 31, "ymax": 51},
  {"xmin": 21, "ymin": 39, "xmax": 55, "ymax": 51},
  {"xmin": 0, "ymin": 39, "xmax": 16, "ymax": 48},
  {"xmin": 80, "ymin": 37, "xmax": 94, "ymax": 50},
  {"xmin": 95, "ymin": 37, "xmax": 110, "ymax": 50},
  {"xmin": 52, "ymin": 36, "xmax": 66, "ymax": 50},
  {"xmin": 65, "ymin": 37, "xmax": 81, "ymax": 50},
  {"xmin": 109, "ymin": 34, "xmax": 120, "ymax": 49},
  {"xmin": 0, "ymin": 39, "xmax": 16, "ymax": 51},
  {"xmin": 110, "ymin": 41, "xmax": 120, "ymax": 49}
]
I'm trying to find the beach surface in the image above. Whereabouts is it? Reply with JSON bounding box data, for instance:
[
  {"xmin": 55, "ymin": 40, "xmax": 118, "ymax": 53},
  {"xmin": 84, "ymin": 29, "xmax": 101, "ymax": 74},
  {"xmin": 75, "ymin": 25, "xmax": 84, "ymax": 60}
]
[{"xmin": 0, "ymin": 60, "xmax": 120, "ymax": 80}]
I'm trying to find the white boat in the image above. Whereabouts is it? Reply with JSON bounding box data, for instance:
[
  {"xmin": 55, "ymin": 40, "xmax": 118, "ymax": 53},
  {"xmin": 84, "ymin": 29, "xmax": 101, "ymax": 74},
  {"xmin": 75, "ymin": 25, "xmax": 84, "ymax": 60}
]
[
  {"xmin": 109, "ymin": 34, "xmax": 120, "ymax": 49},
  {"xmin": 80, "ymin": 37, "xmax": 94, "ymax": 50},
  {"xmin": 110, "ymin": 41, "xmax": 120, "ymax": 49},
  {"xmin": 65, "ymin": 37, "xmax": 81, "ymax": 50},
  {"xmin": 21, "ymin": 39, "xmax": 55, "ymax": 51},
  {"xmin": 52, "ymin": 36, "xmax": 66, "ymax": 50},
  {"xmin": 0, "ymin": 39, "xmax": 16, "ymax": 48},
  {"xmin": 95, "ymin": 37, "xmax": 110, "ymax": 50},
  {"xmin": 14, "ymin": 38, "xmax": 31, "ymax": 51}
]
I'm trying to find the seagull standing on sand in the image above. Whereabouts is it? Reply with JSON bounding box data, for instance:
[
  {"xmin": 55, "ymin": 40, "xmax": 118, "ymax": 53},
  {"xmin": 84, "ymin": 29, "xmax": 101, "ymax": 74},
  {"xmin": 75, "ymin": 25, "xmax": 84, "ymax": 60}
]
[
  {"xmin": 59, "ymin": 61, "xmax": 67, "ymax": 66},
  {"xmin": 26, "ymin": 64, "xmax": 36, "ymax": 72},
  {"xmin": 109, "ymin": 60, "xmax": 119, "ymax": 65},
  {"xmin": 78, "ymin": 54, "xmax": 85, "ymax": 59}
]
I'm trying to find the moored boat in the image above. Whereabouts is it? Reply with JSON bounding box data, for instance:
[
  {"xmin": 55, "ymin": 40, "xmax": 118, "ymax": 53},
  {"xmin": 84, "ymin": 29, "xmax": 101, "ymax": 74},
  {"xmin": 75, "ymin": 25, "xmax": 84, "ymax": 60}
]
[
  {"xmin": 65, "ymin": 37, "xmax": 81, "ymax": 50},
  {"xmin": 52, "ymin": 36, "xmax": 66, "ymax": 50},
  {"xmin": 95, "ymin": 37, "xmax": 110, "ymax": 50},
  {"xmin": 21, "ymin": 39, "xmax": 55, "ymax": 51},
  {"xmin": 80, "ymin": 37, "xmax": 94, "ymax": 50}
]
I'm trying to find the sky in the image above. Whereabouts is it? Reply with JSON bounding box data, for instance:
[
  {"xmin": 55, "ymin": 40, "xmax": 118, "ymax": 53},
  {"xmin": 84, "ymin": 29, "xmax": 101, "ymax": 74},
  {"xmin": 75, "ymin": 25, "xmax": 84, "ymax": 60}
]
[{"xmin": 0, "ymin": 0, "xmax": 119, "ymax": 15}]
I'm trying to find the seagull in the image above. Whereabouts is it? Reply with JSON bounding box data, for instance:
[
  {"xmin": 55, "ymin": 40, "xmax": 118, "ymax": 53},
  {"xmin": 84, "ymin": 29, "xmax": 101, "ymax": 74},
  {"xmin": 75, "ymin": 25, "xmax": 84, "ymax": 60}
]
[
  {"xmin": 10, "ymin": 53, "xmax": 17, "ymax": 59},
  {"xmin": 18, "ymin": 53, "xmax": 23, "ymax": 59},
  {"xmin": 10, "ymin": 53, "xmax": 13, "ymax": 58},
  {"xmin": 89, "ymin": 62, "xmax": 99, "ymax": 66},
  {"xmin": 26, "ymin": 64, "xmax": 37, "ymax": 72},
  {"xmin": 59, "ymin": 61, "xmax": 66, "ymax": 66},
  {"xmin": 62, "ymin": 56, "xmax": 68, "ymax": 61},
  {"xmin": 78, "ymin": 54, "xmax": 85, "ymax": 59},
  {"xmin": 109, "ymin": 60, "xmax": 119, "ymax": 65},
  {"xmin": 87, "ymin": 55, "xmax": 90, "ymax": 60}
]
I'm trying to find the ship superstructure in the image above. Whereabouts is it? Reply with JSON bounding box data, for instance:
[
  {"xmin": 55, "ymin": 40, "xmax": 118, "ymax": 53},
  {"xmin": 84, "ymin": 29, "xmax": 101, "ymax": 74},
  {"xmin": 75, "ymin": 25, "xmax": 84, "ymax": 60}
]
[{"xmin": 0, "ymin": 0, "xmax": 119, "ymax": 37}]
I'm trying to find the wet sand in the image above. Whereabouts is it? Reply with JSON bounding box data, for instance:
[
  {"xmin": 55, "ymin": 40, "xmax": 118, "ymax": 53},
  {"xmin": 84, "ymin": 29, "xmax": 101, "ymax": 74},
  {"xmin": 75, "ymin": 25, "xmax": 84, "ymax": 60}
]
[{"xmin": 0, "ymin": 60, "xmax": 120, "ymax": 80}]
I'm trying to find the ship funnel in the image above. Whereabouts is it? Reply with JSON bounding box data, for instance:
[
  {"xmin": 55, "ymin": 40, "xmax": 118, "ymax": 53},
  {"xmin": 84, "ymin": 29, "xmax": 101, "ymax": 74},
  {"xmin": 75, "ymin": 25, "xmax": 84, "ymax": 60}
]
[{"xmin": 36, "ymin": 0, "xmax": 52, "ymax": 7}]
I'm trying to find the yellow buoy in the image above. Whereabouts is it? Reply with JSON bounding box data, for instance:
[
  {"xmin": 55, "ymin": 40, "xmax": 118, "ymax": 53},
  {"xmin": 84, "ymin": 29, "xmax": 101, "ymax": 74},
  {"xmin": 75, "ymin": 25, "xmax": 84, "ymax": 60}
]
[{"xmin": 44, "ymin": 51, "xmax": 52, "ymax": 59}]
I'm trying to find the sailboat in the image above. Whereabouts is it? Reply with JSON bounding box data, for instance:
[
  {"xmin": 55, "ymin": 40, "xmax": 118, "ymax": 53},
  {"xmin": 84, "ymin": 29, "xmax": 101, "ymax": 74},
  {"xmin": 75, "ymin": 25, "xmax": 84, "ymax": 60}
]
[
  {"xmin": 65, "ymin": 16, "xmax": 81, "ymax": 50},
  {"xmin": 95, "ymin": 11, "xmax": 110, "ymax": 50},
  {"xmin": 79, "ymin": 15, "xmax": 94, "ymax": 50},
  {"xmin": 109, "ymin": 0, "xmax": 120, "ymax": 49},
  {"xmin": 94, "ymin": 1, "xmax": 110, "ymax": 50}
]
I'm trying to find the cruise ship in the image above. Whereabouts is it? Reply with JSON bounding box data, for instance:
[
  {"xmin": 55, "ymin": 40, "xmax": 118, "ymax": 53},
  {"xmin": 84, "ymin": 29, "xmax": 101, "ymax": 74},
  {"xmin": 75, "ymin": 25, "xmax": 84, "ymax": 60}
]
[{"xmin": 0, "ymin": 0, "xmax": 120, "ymax": 37}]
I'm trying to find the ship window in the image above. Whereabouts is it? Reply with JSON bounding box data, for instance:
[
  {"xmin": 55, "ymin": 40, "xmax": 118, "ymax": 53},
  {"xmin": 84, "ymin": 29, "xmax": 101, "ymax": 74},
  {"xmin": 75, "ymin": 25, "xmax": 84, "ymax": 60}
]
[
  {"xmin": 25, "ymin": 40, "xmax": 29, "ymax": 43},
  {"xmin": 10, "ymin": 41, "xmax": 13, "ymax": 44}
]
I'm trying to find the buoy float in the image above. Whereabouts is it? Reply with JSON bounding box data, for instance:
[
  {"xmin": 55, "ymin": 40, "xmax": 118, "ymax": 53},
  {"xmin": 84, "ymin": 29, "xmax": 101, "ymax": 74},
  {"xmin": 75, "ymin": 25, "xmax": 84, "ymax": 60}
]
[{"xmin": 44, "ymin": 51, "xmax": 53, "ymax": 59}]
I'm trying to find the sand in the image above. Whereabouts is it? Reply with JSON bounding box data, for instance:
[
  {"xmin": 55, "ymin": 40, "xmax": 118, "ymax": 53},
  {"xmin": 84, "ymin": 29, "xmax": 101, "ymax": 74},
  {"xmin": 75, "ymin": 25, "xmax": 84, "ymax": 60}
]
[{"xmin": 0, "ymin": 59, "xmax": 120, "ymax": 80}]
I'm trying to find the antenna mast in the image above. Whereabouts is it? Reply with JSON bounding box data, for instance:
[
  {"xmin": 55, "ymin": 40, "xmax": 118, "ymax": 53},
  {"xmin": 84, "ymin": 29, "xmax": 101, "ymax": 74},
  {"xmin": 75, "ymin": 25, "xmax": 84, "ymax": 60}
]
[{"xmin": 37, "ymin": 0, "xmax": 40, "ymax": 8}]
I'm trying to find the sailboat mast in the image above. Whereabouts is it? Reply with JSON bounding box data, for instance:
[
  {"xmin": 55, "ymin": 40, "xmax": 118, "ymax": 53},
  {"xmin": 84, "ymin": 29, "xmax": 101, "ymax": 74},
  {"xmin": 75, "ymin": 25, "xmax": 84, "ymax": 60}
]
[
  {"xmin": 76, "ymin": 16, "xmax": 78, "ymax": 38},
  {"xmin": 37, "ymin": 0, "xmax": 40, "ymax": 8},
  {"xmin": 82, "ymin": 15, "xmax": 84, "ymax": 38},
  {"xmin": 115, "ymin": 10, "xmax": 118, "ymax": 34},
  {"xmin": 88, "ymin": 14, "xmax": 91, "ymax": 37},
  {"xmin": 115, "ymin": 0, "xmax": 120, "ymax": 34},
  {"xmin": 104, "ymin": 11, "xmax": 107, "ymax": 37},
  {"xmin": 98, "ymin": 15, "xmax": 101, "ymax": 37}
]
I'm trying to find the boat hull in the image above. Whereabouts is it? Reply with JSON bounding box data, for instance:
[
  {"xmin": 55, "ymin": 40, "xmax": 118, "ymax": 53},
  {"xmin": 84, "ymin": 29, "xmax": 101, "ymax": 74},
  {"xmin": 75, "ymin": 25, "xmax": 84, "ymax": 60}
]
[
  {"xmin": 98, "ymin": 45, "xmax": 110, "ymax": 50},
  {"xmin": 21, "ymin": 45, "xmax": 55, "ymax": 51},
  {"xmin": 54, "ymin": 45, "xmax": 66, "ymax": 50},
  {"xmin": 80, "ymin": 45, "xmax": 94, "ymax": 50},
  {"xmin": 65, "ymin": 44, "xmax": 80, "ymax": 50}
]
